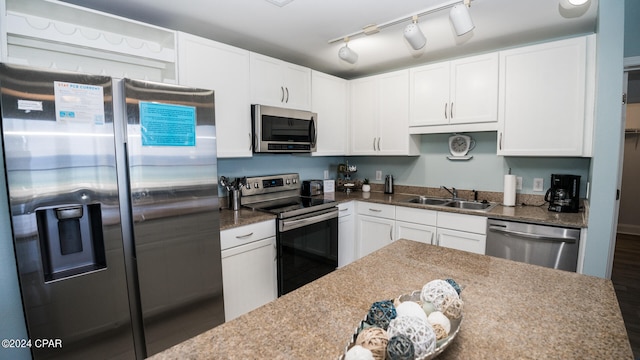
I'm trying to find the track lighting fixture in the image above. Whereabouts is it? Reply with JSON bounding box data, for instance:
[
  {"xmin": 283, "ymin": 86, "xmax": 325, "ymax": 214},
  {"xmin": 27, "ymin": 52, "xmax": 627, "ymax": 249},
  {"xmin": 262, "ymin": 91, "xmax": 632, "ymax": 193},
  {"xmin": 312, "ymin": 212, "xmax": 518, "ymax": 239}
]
[
  {"xmin": 338, "ymin": 37, "xmax": 358, "ymax": 64},
  {"xmin": 404, "ymin": 15, "xmax": 427, "ymax": 50},
  {"xmin": 449, "ymin": 0, "xmax": 475, "ymax": 36},
  {"xmin": 329, "ymin": 0, "xmax": 475, "ymax": 63}
]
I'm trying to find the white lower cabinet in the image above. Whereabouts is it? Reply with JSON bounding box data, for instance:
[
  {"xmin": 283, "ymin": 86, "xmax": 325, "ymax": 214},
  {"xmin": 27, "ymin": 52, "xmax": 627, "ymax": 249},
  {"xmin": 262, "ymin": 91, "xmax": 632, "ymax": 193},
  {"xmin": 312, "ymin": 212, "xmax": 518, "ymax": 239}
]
[
  {"xmin": 394, "ymin": 206, "xmax": 437, "ymax": 245},
  {"xmin": 436, "ymin": 212, "xmax": 487, "ymax": 254},
  {"xmin": 220, "ymin": 221, "xmax": 276, "ymax": 321},
  {"xmin": 355, "ymin": 202, "xmax": 395, "ymax": 258},
  {"xmin": 338, "ymin": 201, "xmax": 355, "ymax": 267}
]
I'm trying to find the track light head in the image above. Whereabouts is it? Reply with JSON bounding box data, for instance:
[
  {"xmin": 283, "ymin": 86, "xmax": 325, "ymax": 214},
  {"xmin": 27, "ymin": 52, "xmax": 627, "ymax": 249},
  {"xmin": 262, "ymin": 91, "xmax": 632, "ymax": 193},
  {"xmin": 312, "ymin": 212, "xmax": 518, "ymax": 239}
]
[
  {"xmin": 404, "ymin": 16, "xmax": 426, "ymax": 50},
  {"xmin": 338, "ymin": 39, "xmax": 358, "ymax": 64},
  {"xmin": 449, "ymin": 3, "xmax": 475, "ymax": 36},
  {"xmin": 559, "ymin": 0, "xmax": 590, "ymax": 9}
]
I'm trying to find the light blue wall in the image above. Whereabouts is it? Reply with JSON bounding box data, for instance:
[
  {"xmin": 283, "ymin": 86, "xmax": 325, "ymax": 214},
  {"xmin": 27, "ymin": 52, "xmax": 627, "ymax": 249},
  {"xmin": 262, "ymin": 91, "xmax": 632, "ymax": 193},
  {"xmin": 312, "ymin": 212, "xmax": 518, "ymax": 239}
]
[
  {"xmin": 624, "ymin": 0, "xmax": 640, "ymax": 57},
  {"xmin": 583, "ymin": 1, "xmax": 625, "ymax": 278},
  {"xmin": 347, "ymin": 132, "xmax": 591, "ymax": 196},
  {"xmin": 0, "ymin": 141, "xmax": 31, "ymax": 360},
  {"xmin": 220, "ymin": 133, "xmax": 590, "ymax": 198}
]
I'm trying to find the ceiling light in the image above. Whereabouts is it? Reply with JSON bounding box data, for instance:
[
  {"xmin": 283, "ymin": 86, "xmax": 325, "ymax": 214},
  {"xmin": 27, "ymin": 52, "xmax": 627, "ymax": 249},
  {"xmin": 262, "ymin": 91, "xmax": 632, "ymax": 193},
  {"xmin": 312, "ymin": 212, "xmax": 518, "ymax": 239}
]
[
  {"xmin": 559, "ymin": 0, "xmax": 590, "ymax": 9},
  {"xmin": 404, "ymin": 15, "xmax": 426, "ymax": 50},
  {"xmin": 449, "ymin": 0, "xmax": 475, "ymax": 36},
  {"xmin": 338, "ymin": 38, "xmax": 358, "ymax": 64}
]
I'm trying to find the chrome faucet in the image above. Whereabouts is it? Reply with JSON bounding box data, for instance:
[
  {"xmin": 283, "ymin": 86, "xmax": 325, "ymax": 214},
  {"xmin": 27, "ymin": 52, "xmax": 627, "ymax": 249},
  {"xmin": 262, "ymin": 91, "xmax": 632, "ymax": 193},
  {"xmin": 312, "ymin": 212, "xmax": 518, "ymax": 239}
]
[{"xmin": 441, "ymin": 186, "xmax": 458, "ymax": 200}]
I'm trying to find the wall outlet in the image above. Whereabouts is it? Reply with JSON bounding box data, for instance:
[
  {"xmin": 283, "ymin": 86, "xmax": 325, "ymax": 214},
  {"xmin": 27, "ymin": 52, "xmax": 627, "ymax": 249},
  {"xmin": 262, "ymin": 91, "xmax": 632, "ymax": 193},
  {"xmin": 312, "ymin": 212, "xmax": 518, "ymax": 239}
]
[
  {"xmin": 516, "ymin": 177, "xmax": 523, "ymax": 191},
  {"xmin": 533, "ymin": 178, "xmax": 544, "ymax": 192},
  {"xmin": 323, "ymin": 170, "xmax": 329, "ymax": 179},
  {"xmin": 375, "ymin": 170, "xmax": 382, "ymax": 181}
]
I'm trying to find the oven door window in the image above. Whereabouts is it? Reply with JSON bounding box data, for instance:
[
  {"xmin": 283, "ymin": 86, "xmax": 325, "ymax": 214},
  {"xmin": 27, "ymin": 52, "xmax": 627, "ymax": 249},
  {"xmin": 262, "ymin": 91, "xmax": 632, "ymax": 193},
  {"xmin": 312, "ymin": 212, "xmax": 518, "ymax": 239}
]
[
  {"xmin": 261, "ymin": 115, "xmax": 313, "ymax": 142},
  {"xmin": 277, "ymin": 216, "xmax": 337, "ymax": 296}
]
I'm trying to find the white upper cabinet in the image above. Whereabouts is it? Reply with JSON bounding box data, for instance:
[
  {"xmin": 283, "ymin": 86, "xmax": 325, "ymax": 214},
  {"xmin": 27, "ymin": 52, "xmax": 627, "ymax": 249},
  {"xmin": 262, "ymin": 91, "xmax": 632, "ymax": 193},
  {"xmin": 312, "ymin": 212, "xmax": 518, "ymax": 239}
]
[
  {"xmin": 250, "ymin": 53, "xmax": 311, "ymax": 110},
  {"xmin": 409, "ymin": 53, "xmax": 499, "ymax": 133},
  {"xmin": 177, "ymin": 32, "xmax": 252, "ymax": 158},
  {"xmin": 497, "ymin": 35, "xmax": 595, "ymax": 156},
  {"xmin": 350, "ymin": 70, "xmax": 419, "ymax": 156},
  {"xmin": 311, "ymin": 71, "xmax": 348, "ymax": 156}
]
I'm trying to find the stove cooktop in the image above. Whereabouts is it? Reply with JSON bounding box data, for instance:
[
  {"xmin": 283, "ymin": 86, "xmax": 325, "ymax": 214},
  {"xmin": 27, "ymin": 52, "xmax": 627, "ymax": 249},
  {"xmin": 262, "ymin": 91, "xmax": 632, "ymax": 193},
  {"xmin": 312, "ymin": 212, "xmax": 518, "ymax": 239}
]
[{"xmin": 244, "ymin": 196, "xmax": 336, "ymax": 219}]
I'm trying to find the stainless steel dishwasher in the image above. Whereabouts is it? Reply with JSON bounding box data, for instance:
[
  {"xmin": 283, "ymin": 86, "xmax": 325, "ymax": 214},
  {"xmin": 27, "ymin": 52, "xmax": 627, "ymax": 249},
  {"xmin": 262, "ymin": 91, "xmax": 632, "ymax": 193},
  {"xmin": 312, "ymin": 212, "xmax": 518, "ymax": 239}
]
[{"xmin": 486, "ymin": 218, "xmax": 580, "ymax": 272}]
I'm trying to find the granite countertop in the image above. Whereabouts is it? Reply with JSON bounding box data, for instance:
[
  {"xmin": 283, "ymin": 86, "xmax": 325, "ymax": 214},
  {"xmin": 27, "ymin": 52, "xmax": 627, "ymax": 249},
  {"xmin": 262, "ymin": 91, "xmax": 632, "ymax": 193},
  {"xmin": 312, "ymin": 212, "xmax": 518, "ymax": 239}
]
[
  {"xmin": 219, "ymin": 189, "xmax": 586, "ymax": 231},
  {"xmin": 219, "ymin": 207, "xmax": 276, "ymax": 231},
  {"xmin": 149, "ymin": 239, "xmax": 632, "ymax": 359}
]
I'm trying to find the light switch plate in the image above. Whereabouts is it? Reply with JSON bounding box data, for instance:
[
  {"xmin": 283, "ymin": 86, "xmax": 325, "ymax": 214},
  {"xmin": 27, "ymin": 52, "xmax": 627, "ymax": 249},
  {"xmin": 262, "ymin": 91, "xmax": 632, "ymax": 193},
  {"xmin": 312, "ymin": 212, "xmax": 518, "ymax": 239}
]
[
  {"xmin": 516, "ymin": 177, "xmax": 523, "ymax": 191},
  {"xmin": 375, "ymin": 171, "xmax": 382, "ymax": 181},
  {"xmin": 533, "ymin": 178, "xmax": 544, "ymax": 192},
  {"xmin": 324, "ymin": 170, "xmax": 329, "ymax": 179}
]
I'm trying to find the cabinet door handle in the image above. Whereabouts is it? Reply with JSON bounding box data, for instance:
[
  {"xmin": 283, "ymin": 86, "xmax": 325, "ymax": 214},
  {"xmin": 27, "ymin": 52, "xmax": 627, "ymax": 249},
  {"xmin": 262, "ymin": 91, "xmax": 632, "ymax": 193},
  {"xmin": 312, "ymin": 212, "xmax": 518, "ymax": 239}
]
[
  {"xmin": 281, "ymin": 86, "xmax": 285, "ymax": 102},
  {"xmin": 389, "ymin": 226, "xmax": 393, "ymax": 241},
  {"xmin": 373, "ymin": 137, "xmax": 376, "ymax": 151},
  {"xmin": 499, "ymin": 132, "xmax": 503, "ymax": 150},
  {"xmin": 339, "ymin": 208, "xmax": 348, "ymax": 212},
  {"xmin": 430, "ymin": 232, "xmax": 434, "ymax": 245},
  {"xmin": 285, "ymin": 87, "xmax": 289, "ymax": 103},
  {"xmin": 368, "ymin": 208, "xmax": 382, "ymax": 212},
  {"xmin": 450, "ymin": 102, "xmax": 454, "ymax": 119},
  {"xmin": 249, "ymin": 132, "xmax": 252, "ymax": 151},
  {"xmin": 377, "ymin": 137, "xmax": 381, "ymax": 151},
  {"xmin": 235, "ymin": 232, "xmax": 254, "ymax": 239},
  {"xmin": 274, "ymin": 243, "xmax": 277, "ymax": 262},
  {"xmin": 444, "ymin": 103, "xmax": 448, "ymax": 119},
  {"xmin": 436, "ymin": 233, "xmax": 441, "ymax": 246}
]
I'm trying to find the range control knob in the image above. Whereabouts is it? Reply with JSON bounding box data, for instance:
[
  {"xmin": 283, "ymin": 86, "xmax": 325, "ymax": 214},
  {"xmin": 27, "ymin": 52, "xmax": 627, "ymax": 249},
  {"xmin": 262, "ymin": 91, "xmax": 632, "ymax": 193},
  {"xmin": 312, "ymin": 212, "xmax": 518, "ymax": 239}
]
[
  {"xmin": 253, "ymin": 182, "xmax": 259, "ymax": 189},
  {"xmin": 292, "ymin": 178, "xmax": 297, "ymax": 184},
  {"xmin": 285, "ymin": 179, "xmax": 291, "ymax": 185}
]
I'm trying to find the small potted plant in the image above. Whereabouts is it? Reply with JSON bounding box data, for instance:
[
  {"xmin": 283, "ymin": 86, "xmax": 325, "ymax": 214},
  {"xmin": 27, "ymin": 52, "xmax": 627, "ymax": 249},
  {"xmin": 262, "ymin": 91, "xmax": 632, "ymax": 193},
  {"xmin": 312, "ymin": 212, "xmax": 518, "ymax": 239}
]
[{"xmin": 362, "ymin": 178, "xmax": 371, "ymax": 192}]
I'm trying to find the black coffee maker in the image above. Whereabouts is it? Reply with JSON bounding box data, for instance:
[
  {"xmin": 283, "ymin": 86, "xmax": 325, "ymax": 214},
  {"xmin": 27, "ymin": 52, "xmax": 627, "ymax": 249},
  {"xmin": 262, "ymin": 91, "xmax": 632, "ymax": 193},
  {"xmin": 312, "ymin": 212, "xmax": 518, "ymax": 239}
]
[{"xmin": 545, "ymin": 174, "xmax": 581, "ymax": 213}]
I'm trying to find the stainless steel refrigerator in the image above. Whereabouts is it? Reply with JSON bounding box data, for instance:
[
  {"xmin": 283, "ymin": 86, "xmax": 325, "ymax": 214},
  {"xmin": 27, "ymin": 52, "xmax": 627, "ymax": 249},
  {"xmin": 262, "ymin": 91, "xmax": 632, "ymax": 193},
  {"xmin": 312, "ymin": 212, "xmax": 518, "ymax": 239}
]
[{"xmin": 0, "ymin": 63, "xmax": 224, "ymax": 359}]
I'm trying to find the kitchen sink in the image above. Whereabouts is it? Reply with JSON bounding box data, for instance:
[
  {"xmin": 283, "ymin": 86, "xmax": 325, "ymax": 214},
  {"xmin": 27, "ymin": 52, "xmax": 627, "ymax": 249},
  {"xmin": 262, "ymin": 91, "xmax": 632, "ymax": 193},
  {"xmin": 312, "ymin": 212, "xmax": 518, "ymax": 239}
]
[
  {"xmin": 407, "ymin": 196, "xmax": 451, "ymax": 206},
  {"xmin": 404, "ymin": 197, "xmax": 497, "ymax": 212},
  {"xmin": 442, "ymin": 200, "xmax": 497, "ymax": 211}
]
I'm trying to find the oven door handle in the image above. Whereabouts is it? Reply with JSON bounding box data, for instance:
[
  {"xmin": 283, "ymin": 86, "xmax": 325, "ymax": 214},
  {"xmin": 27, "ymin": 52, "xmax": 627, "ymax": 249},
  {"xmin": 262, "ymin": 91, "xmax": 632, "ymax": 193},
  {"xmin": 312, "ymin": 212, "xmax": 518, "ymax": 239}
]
[{"xmin": 279, "ymin": 208, "xmax": 338, "ymax": 232}]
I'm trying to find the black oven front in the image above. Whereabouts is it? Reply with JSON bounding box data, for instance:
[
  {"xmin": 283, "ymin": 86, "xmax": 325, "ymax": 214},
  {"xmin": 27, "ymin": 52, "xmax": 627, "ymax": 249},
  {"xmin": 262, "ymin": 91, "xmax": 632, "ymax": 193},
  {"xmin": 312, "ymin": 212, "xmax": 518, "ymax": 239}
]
[{"xmin": 276, "ymin": 207, "xmax": 338, "ymax": 296}]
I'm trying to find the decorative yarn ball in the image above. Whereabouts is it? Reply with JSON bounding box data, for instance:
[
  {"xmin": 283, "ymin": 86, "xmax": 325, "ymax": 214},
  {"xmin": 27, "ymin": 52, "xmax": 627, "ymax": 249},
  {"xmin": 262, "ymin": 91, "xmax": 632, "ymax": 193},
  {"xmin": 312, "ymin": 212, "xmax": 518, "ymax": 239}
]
[
  {"xmin": 355, "ymin": 327, "xmax": 389, "ymax": 360},
  {"xmin": 441, "ymin": 295, "xmax": 464, "ymax": 320},
  {"xmin": 422, "ymin": 301, "xmax": 436, "ymax": 316},
  {"xmin": 432, "ymin": 323, "xmax": 448, "ymax": 341},
  {"xmin": 445, "ymin": 278, "xmax": 462, "ymax": 295},
  {"xmin": 396, "ymin": 301, "xmax": 428, "ymax": 322},
  {"xmin": 420, "ymin": 279, "xmax": 459, "ymax": 311},
  {"xmin": 387, "ymin": 315, "xmax": 436, "ymax": 358},
  {"xmin": 427, "ymin": 311, "xmax": 451, "ymax": 335},
  {"xmin": 366, "ymin": 300, "xmax": 397, "ymax": 330},
  {"xmin": 386, "ymin": 334, "xmax": 415, "ymax": 360},
  {"xmin": 345, "ymin": 345, "xmax": 375, "ymax": 360}
]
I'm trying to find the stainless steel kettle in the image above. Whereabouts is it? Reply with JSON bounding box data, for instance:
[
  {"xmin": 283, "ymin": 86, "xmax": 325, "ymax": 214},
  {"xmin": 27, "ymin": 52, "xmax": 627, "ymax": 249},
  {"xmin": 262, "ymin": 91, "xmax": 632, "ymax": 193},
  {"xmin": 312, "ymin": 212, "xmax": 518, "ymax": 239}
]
[{"xmin": 384, "ymin": 174, "xmax": 394, "ymax": 194}]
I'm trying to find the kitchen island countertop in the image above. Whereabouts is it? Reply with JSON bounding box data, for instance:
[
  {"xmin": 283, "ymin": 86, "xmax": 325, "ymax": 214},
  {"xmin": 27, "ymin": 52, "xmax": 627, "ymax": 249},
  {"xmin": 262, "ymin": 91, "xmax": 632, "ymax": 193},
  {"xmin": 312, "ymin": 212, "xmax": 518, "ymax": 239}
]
[{"xmin": 149, "ymin": 239, "xmax": 631, "ymax": 359}]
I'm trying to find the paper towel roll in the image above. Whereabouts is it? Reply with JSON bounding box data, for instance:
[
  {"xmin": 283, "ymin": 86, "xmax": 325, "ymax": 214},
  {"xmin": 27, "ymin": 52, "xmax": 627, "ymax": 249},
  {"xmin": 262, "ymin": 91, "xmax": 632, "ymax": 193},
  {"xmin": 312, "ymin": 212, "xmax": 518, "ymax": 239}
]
[{"xmin": 503, "ymin": 175, "xmax": 516, "ymax": 206}]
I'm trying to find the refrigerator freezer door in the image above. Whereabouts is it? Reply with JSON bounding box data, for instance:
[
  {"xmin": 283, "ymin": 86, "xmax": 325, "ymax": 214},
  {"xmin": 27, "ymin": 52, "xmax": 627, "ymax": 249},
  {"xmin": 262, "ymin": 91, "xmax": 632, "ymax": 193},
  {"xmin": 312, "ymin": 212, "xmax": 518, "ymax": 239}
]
[
  {"xmin": 121, "ymin": 78, "xmax": 224, "ymax": 356},
  {"xmin": 0, "ymin": 63, "xmax": 135, "ymax": 359}
]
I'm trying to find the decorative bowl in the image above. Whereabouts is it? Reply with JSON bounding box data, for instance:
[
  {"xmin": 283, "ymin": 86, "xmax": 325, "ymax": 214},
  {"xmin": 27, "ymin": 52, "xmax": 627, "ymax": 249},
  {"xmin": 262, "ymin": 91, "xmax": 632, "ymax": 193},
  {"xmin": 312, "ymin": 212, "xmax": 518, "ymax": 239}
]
[{"xmin": 341, "ymin": 290, "xmax": 462, "ymax": 360}]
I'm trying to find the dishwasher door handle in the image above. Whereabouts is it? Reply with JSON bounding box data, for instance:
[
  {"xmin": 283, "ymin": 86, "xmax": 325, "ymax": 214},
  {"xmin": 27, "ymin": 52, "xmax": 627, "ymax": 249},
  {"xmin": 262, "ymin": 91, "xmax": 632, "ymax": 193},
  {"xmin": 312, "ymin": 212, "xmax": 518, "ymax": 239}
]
[{"xmin": 487, "ymin": 226, "xmax": 578, "ymax": 243}]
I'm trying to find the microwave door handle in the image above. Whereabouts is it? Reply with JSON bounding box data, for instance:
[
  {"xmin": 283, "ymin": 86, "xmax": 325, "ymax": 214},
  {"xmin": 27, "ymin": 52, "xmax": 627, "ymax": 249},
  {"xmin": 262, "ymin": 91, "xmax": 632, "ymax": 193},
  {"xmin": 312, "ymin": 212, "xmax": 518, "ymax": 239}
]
[{"xmin": 310, "ymin": 117, "xmax": 317, "ymax": 146}]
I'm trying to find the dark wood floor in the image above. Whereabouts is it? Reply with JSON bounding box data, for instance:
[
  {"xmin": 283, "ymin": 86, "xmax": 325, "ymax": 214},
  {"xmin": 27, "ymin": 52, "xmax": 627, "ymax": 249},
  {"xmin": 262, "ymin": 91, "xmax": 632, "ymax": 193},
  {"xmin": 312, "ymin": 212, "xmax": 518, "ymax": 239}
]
[{"xmin": 611, "ymin": 233, "xmax": 640, "ymax": 359}]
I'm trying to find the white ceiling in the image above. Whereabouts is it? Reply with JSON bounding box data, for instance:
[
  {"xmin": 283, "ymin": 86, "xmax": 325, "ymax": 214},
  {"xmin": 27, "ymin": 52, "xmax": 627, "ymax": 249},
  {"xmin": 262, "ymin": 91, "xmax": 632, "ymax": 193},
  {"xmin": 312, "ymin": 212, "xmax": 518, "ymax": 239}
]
[{"xmin": 57, "ymin": 0, "xmax": 598, "ymax": 79}]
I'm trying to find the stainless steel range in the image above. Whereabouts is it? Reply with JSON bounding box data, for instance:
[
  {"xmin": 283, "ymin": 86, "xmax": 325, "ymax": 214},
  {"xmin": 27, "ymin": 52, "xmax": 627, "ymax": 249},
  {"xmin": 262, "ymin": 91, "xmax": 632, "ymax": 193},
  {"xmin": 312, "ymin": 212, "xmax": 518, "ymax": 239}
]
[{"xmin": 241, "ymin": 173, "xmax": 338, "ymax": 296}]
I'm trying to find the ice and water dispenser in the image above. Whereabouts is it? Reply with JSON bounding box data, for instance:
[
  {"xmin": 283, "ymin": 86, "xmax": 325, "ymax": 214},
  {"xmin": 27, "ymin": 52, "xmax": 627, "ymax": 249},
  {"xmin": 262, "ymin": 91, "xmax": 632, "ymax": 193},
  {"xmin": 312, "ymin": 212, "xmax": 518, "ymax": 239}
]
[{"xmin": 36, "ymin": 203, "xmax": 106, "ymax": 282}]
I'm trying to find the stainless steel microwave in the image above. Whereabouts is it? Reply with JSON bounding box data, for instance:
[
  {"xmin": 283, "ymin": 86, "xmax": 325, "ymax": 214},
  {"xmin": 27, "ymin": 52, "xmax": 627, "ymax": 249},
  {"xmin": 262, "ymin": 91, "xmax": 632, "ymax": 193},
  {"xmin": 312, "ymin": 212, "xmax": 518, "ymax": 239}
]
[{"xmin": 252, "ymin": 104, "xmax": 317, "ymax": 153}]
